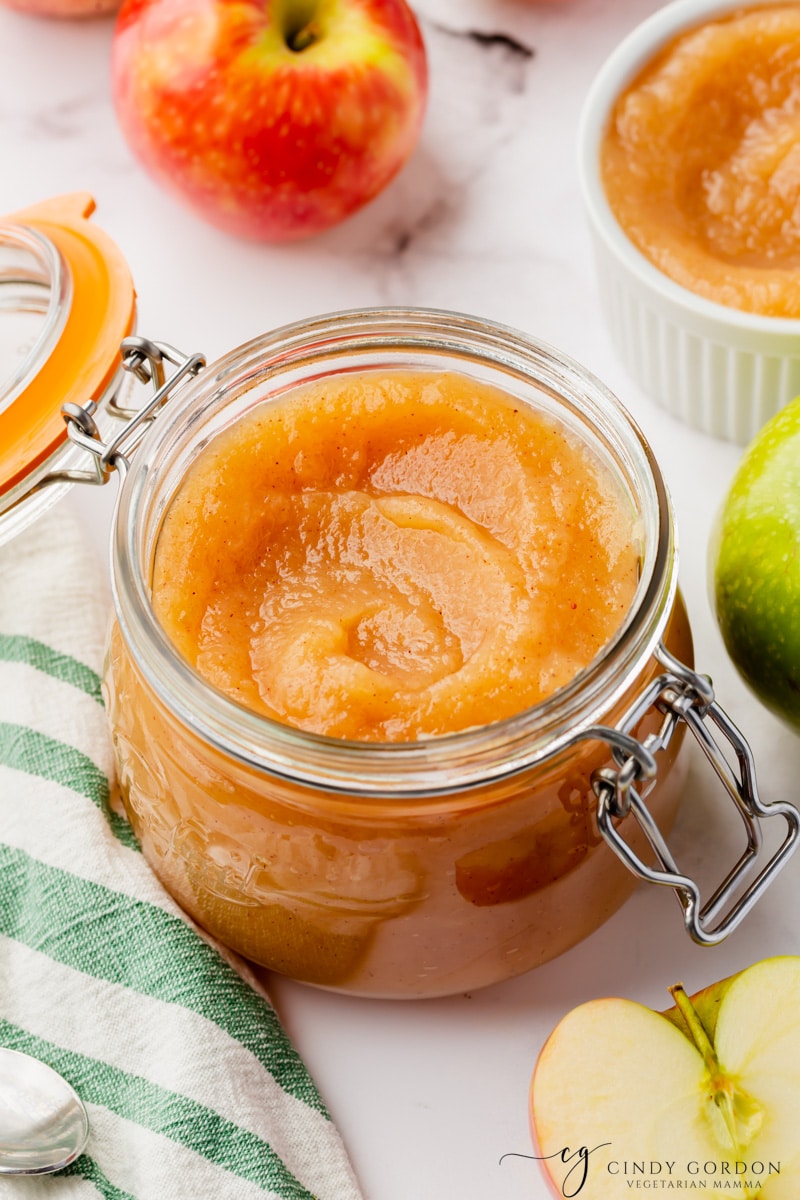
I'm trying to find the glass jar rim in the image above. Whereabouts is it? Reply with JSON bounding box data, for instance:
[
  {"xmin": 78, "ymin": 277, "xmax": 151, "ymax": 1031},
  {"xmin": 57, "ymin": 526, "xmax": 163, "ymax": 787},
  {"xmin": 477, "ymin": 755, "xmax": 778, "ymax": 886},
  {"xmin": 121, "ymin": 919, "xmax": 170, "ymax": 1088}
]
[
  {"xmin": 0, "ymin": 223, "xmax": 71, "ymax": 415},
  {"xmin": 111, "ymin": 306, "xmax": 677, "ymax": 798}
]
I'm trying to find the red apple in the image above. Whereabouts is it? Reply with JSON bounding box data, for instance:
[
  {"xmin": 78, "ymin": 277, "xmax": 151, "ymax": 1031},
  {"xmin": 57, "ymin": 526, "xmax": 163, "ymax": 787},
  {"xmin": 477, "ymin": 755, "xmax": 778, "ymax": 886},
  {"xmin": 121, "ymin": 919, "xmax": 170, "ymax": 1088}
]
[{"xmin": 110, "ymin": 0, "xmax": 428, "ymax": 241}]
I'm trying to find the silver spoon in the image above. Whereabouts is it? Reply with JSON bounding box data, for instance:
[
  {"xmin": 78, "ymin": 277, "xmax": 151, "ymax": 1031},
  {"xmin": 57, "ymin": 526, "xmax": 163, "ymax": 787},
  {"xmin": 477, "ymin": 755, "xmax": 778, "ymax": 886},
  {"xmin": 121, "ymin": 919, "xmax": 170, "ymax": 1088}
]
[{"xmin": 0, "ymin": 1048, "xmax": 89, "ymax": 1175}]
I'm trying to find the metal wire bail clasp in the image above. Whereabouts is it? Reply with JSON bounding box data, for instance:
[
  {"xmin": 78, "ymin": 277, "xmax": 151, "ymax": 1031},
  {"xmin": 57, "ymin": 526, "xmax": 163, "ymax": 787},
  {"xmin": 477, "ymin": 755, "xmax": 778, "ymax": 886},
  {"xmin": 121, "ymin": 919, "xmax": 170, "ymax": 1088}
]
[
  {"xmin": 61, "ymin": 337, "xmax": 206, "ymax": 484},
  {"xmin": 585, "ymin": 642, "xmax": 800, "ymax": 946}
]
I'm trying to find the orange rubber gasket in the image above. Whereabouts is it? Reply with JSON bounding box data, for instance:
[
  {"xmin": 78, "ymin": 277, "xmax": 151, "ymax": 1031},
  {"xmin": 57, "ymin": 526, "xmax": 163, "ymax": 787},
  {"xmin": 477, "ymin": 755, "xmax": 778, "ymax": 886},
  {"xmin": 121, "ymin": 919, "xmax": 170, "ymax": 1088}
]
[{"xmin": 0, "ymin": 192, "xmax": 136, "ymax": 497}]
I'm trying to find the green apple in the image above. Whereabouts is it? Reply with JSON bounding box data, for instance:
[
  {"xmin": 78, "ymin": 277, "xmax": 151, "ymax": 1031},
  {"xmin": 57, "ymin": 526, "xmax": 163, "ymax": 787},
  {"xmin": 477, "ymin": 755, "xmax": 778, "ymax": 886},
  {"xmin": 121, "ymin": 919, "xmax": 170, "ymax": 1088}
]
[
  {"xmin": 529, "ymin": 957, "xmax": 800, "ymax": 1198},
  {"xmin": 711, "ymin": 397, "xmax": 800, "ymax": 731}
]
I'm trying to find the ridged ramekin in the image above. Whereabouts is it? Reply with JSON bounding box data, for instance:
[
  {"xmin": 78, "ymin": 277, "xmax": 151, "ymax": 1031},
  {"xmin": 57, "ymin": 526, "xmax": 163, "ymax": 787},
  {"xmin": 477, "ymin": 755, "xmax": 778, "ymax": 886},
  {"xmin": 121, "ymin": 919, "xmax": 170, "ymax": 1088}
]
[{"xmin": 577, "ymin": 0, "xmax": 800, "ymax": 445}]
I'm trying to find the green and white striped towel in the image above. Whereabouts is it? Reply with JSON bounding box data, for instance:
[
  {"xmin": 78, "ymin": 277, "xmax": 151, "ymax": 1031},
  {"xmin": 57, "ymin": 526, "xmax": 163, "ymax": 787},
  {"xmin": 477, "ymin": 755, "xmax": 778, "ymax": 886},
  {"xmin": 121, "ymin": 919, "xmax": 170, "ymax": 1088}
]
[{"xmin": 0, "ymin": 505, "xmax": 364, "ymax": 1200}]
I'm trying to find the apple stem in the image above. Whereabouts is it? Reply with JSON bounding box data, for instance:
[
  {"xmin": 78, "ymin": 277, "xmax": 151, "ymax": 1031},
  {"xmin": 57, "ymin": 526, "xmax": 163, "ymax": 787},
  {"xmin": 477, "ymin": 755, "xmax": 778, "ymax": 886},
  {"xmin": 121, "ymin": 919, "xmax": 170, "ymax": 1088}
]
[
  {"xmin": 287, "ymin": 20, "xmax": 321, "ymax": 51},
  {"xmin": 668, "ymin": 983, "xmax": 741, "ymax": 1153},
  {"xmin": 668, "ymin": 983, "xmax": 718, "ymax": 1071}
]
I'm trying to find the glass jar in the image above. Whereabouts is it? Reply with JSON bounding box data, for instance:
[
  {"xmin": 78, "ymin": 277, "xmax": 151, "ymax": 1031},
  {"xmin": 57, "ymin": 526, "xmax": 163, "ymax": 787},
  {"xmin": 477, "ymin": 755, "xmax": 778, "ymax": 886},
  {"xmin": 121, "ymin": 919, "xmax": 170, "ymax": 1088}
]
[{"xmin": 4, "ymin": 198, "xmax": 799, "ymax": 1000}]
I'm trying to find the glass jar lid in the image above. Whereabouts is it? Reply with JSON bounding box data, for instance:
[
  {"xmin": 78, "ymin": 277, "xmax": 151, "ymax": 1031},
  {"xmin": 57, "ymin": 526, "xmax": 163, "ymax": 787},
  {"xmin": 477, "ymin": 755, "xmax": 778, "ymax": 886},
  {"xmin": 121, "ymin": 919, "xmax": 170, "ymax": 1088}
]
[{"xmin": 0, "ymin": 193, "xmax": 136, "ymax": 542}]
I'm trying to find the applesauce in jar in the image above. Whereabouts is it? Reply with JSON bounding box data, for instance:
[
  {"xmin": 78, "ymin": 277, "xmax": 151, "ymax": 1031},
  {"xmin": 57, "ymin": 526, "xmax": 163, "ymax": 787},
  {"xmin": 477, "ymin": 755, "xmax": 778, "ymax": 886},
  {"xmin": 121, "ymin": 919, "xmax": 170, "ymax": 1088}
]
[
  {"xmin": 601, "ymin": 4, "xmax": 800, "ymax": 317},
  {"xmin": 2, "ymin": 202, "xmax": 795, "ymax": 996},
  {"xmin": 104, "ymin": 310, "xmax": 694, "ymax": 998},
  {"xmin": 150, "ymin": 370, "xmax": 640, "ymax": 741}
]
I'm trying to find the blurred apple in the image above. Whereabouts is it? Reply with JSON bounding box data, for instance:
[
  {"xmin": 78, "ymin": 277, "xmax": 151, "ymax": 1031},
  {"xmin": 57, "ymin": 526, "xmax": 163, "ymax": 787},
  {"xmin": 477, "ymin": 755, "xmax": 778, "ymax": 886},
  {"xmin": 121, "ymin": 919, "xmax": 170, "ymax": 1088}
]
[
  {"xmin": 711, "ymin": 396, "xmax": 800, "ymax": 732},
  {"xmin": 530, "ymin": 957, "xmax": 800, "ymax": 1199},
  {"xmin": 110, "ymin": 0, "xmax": 427, "ymax": 241},
  {"xmin": 1, "ymin": 0, "xmax": 118, "ymax": 16}
]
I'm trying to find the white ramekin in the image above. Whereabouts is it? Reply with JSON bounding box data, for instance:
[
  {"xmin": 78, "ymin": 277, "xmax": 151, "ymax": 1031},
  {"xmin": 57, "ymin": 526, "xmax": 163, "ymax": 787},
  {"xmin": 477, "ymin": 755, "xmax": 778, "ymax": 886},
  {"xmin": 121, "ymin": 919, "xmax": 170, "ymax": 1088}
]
[{"xmin": 578, "ymin": 0, "xmax": 800, "ymax": 445}]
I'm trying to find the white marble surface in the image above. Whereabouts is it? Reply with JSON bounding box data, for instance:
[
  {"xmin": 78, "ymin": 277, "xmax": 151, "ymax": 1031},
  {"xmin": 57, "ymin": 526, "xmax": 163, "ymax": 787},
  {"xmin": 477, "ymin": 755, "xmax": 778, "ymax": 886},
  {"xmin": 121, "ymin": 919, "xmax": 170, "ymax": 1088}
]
[{"xmin": 3, "ymin": 1, "xmax": 800, "ymax": 1198}]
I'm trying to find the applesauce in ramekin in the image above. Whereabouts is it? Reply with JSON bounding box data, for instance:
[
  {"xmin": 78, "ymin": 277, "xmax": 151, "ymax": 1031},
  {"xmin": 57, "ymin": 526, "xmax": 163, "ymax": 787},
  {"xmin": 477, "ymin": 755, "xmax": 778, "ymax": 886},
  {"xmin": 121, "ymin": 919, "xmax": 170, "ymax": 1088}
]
[
  {"xmin": 103, "ymin": 310, "xmax": 695, "ymax": 998},
  {"xmin": 601, "ymin": 3, "xmax": 800, "ymax": 317}
]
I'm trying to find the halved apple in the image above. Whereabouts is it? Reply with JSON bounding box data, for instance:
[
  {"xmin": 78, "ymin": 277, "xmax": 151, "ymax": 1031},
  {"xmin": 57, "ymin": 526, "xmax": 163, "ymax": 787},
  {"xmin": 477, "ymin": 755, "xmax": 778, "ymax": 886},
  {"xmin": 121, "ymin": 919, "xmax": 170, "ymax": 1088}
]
[{"xmin": 530, "ymin": 957, "xmax": 800, "ymax": 1198}]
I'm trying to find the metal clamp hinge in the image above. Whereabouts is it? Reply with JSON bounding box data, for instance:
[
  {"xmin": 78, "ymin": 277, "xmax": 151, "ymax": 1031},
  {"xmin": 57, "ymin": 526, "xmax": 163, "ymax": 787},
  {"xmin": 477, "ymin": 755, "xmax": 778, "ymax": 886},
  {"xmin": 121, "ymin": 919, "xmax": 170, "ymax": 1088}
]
[
  {"xmin": 59, "ymin": 337, "xmax": 206, "ymax": 485},
  {"xmin": 584, "ymin": 641, "xmax": 800, "ymax": 946}
]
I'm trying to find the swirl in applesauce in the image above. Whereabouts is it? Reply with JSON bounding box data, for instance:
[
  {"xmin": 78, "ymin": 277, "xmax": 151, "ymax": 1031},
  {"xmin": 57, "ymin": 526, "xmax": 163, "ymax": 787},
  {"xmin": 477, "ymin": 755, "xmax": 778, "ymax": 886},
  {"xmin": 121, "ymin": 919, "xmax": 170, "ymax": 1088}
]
[
  {"xmin": 152, "ymin": 370, "xmax": 639, "ymax": 741},
  {"xmin": 601, "ymin": 4, "xmax": 800, "ymax": 316}
]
